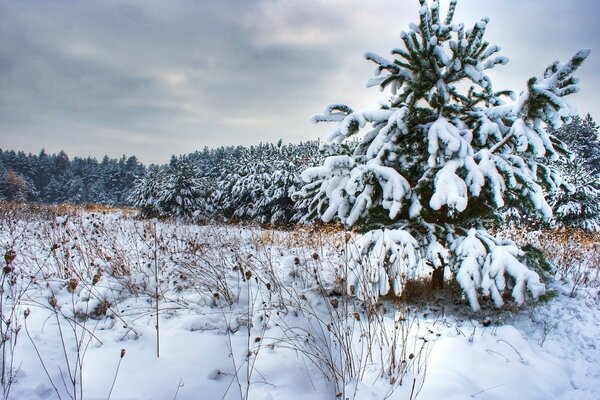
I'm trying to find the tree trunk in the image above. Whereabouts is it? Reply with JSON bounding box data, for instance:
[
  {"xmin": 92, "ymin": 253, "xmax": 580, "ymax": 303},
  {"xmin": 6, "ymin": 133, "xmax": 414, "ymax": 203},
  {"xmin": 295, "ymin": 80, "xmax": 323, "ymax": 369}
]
[
  {"xmin": 432, "ymin": 205, "xmax": 448, "ymax": 290},
  {"xmin": 431, "ymin": 260, "xmax": 445, "ymax": 290}
]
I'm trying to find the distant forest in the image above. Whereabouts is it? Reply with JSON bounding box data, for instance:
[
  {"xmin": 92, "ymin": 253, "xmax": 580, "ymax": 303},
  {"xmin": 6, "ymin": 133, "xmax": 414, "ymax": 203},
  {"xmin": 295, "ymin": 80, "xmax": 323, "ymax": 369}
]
[
  {"xmin": 0, "ymin": 140, "xmax": 325, "ymax": 218},
  {"xmin": 0, "ymin": 149, "xmax": 145, "ymax": 206}
]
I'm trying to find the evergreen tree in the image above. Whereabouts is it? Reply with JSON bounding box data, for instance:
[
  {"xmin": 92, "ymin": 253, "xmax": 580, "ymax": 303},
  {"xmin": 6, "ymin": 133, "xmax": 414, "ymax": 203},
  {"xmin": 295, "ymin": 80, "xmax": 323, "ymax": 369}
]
[
  {"xmin": 549, "ymin": 157, "xmax": 600, "ymax": 231},
  {"xmin": 295, "ymin": 0, "xmax": 589, "ymax": 310},
  {"xmin": 217, "ymin": 142, "xmax": 320, "ymax": 224},
  {"xmin": 64, "ymin": 174, "xmax": 86, "ymax": 204},
  {"xmin": 542, "ymin": 115, "xmax": 600, "ymax": 231},
  {"xmin": 552, "ymin": 114, "xmax": 600, "ymax": 174},
  {"xmin": 0, "ymin": 158, "xmax": 6, "ymax": 201},
  {"xmin": 43, "ymin": 176, "xmax": 63, "ymax": 203},
  {"xmin": 54, "ymin": 151, "xmax": 70, "ymax": 176},
  {"xmin": 129, "ymin": 165, "xmax": 167, "ymax": 217},
  {"xmin": 159, "ymin": 156, "xmax": 203, "ymax": 218},
  {"xmin": 33, "ymin": 149, "xmax": 54, "ymax": 197}
]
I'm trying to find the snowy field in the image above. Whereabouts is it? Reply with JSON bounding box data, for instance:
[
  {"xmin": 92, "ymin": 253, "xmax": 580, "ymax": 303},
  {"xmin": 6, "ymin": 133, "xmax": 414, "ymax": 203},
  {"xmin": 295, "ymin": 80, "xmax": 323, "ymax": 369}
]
[{"xmin": 1, "ymin": 205, "xmax": 599, "ymax": 400}]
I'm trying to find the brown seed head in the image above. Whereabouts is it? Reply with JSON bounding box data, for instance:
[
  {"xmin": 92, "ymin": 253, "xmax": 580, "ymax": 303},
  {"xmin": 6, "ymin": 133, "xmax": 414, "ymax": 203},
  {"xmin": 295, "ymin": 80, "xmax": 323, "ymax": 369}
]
[
  {"xmin": 48, "ymin": 296, "xmax": 58, "ymax": 309},
  {"xmin": 330, "ymin": 298, "xmax": 339, "ymax": 309},
  {"xmin": 4, "ymin": 249, "xmax": 16, "ymax": 265},
  {"xmin": 24, "ymin": 308, "xmax": 30, "ymax": 319},
  {"xmin": 68, "ymin": 278, "xmax": 79, "ymax": 292},
  {"xmin": 120, "ymin": 348, "xmax": 126, "ymax": 358}
]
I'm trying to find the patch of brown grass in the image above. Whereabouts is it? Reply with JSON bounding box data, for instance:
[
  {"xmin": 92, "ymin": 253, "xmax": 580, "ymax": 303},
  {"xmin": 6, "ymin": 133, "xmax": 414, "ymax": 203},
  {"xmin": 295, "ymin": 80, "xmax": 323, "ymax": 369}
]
[
  {"xmin": 0, "ymin": 201, "xmax": 137, "ymax": 220},
  {"xmin": 500, "ymin": 226, "xmax": 600, "ymax": 292}
]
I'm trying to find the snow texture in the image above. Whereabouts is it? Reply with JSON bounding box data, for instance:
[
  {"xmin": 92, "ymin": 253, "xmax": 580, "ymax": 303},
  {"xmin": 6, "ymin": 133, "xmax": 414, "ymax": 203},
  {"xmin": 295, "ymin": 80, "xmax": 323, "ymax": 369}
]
[{"xmin": 2, "ymin": 211, "xmax": 599, "ymax": 400}]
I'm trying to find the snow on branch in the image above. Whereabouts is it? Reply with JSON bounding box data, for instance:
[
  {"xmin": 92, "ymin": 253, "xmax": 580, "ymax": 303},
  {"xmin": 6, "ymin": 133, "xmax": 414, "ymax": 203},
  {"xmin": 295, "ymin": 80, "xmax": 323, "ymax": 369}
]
[
  {"xmin": 312, "ymin": 108, "xmax": 393, "ymax": 144},
  {"xmin": 454, "ymin": 229, "xmax": 545, "ymax": 311},
  {"xmin": 481, "ymin": 245, "xmax": 545, "ymax": 307},
  {"xmin": 349, "ymin": 228, "xmax": 419, "ymax": 298},
  {"xmin": 300, "ymin": 156, "xmax": 412, "ymax": 226},
  {"xmin": 430, "ymin": 160, "xmax": 468, "ymax": 212},
  {"xmin": 427, "ymin": 117, "xmax": 469, "ymax": 167},
  {"xmin": 513, "ymin": 49, "xmax": 590, "ymax": 127}
]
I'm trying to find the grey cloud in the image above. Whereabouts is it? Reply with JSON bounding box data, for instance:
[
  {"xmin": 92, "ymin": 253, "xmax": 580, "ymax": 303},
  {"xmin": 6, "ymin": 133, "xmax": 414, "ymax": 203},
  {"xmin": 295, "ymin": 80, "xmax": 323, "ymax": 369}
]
[{"xmin": 0, "ymin": 0, "xmax": 598, "ymax": 164}]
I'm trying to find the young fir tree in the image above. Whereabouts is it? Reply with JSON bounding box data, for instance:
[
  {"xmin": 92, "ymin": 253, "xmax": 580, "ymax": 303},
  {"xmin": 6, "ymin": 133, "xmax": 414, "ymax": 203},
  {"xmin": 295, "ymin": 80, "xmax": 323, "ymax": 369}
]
[
  {"xmin": 159, "ymin": 156, "xmax": 204, "ymax": 219},
  {"xmin": 549, "ymin": 157, "xmax": 600, "ymax": 231},
  {"xmin": 542, "ymin": 115, "xmax": 600, "ymax": 231},
  {"xmin": 218, "ymin": 141, "xmax": 322, "ymax": 225},
  {"xmin": 129, "ymin": 165, "xmax": 167, "ymax": 217},
  {"xmin": 552, "ymin": 114, "xmax": 600, "ymax": 174},
  {"xmin": 295, "ymin": 0, "xmax": 590, "ymax": 310}
]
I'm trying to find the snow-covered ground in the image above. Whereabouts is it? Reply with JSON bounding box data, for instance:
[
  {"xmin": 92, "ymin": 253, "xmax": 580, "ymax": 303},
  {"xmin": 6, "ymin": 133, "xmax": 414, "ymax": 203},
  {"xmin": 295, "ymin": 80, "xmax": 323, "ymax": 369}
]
[{"xmin": 1, "ymin": 209, "xmax": 599, "ymax": 399}]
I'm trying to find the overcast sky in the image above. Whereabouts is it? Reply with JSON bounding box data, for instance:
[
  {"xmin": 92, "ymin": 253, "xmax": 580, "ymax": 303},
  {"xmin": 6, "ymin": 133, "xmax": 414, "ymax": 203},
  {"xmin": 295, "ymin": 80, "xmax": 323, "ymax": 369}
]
[{"xmin": 1, "ymin": 0, "xmax": 598, "ymax": 164}]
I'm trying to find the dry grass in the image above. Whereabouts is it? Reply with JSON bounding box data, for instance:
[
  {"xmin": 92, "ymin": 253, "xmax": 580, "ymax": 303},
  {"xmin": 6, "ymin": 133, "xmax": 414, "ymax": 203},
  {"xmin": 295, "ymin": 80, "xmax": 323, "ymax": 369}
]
[
  {"xmin": 499, "ymin": 225, "xmax": 600, "ymax": 295},
  {"xmin": 8, "ymin": 203, "xmax": 599, "ymax": 399},
  {"xmin": 0, "ymin": 201, "xmax": 137, "ymax": 221}
]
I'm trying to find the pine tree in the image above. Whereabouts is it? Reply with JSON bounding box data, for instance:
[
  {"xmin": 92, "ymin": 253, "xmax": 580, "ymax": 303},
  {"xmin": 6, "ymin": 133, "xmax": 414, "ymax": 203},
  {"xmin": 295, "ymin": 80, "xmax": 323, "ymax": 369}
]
[
  {"xmin": 158, "ymin": 156, "xmax": 204, "ymax": 218},
  {"xmin": 33, "ymin": 149, "xmax": 53, "ymax": 196},
  {"xmin": 549, "ymin": 157, "xmax": 600, "ymax": 231},
  {"xmin": 295, "ymin": 0, "xmax": 589, "ymax": 310},
  {"xmin": 64, "ymin": 174, "xmax": 86, "ymax": 204},
  {"xmin": 43, "ymin": 176, "xmax": 63, "ymax": 203},
  {"xmin": 213, "ymin": 141, "xmax": 323, "ymax": 225},
  {"xmin": 552, "ymin": 115, "xmax": 600, "ymax": 174},
  {"xmin": 541, "ymin": 115, "xmax": 600, "ymax": 231},
  {"xmin": 129, "ymin": 165, "xmax": 167, "ymax": 217}
]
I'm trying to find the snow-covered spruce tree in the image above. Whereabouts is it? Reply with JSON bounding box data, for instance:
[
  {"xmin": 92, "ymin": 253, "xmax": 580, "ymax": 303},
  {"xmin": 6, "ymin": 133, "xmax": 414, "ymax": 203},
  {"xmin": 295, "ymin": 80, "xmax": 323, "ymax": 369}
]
[
  {"xmin": 159, "ymin": 156, "xmax": 204, "ymax": 219},
  {"xmin": 0, "ymin": 159, "xmax": 6, "ymax": 201},
  {"xmin": 217, "ymin": 141, "xmax": 321, "ymax": 224},
  {"xmin": 552, "ymin": 114, "xmax": 600, "ymax": 174},
  {"xmin": 548, "ymin": 157, "xmax": 600, "ymax": 231},
  {"xmin": 545, "ymin": 115, "xmax": 600, "ymax": 230},
  {"xmin": 294, "ymin": 0, "xmax": 590, "ymax": 310},
  {"xmin": 129, "ymin": 165, "xmax": 166, "ymax": 217}
]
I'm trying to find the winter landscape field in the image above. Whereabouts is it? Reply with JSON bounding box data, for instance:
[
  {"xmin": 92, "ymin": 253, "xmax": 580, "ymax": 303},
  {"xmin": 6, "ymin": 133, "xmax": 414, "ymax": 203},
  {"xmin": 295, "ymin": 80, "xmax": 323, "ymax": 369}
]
[
  {"xmin": 2, "ymin": 0, "xmax": 600, "ymax": 399},
  {"xmin": 0, "ymin": 204, "xmax": 599, "ymax": 400}
]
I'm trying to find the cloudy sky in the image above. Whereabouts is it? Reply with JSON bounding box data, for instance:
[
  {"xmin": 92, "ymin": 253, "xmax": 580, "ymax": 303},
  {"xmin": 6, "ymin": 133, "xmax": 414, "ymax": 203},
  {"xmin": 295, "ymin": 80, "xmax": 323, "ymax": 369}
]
[{"xmin": 1, "ymin": 0, "xmax": 598, "ymax": 164}]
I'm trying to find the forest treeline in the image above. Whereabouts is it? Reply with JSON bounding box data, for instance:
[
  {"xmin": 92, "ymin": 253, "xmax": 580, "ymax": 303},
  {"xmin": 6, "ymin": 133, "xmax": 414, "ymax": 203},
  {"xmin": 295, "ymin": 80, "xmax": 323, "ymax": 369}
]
[{"xmin": 1, "ymin": 115, "xmax": 599, "ymax": 230}]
